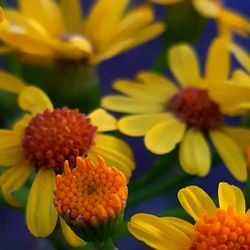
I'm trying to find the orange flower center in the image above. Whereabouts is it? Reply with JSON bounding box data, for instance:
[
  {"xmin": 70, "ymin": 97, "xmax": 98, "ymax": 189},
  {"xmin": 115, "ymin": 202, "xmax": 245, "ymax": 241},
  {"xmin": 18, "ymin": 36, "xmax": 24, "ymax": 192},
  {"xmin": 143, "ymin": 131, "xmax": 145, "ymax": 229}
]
[
  {"xmin": 189, "ymin": 208, "xmax": 250, "ymax": 250},
  {"xmin": 54, "ymin": 156, "xmax": 128, "ymax": 226},
  {"xmin": 168, "ymin": 87, "xmax": 223, "ymax": 130},
  {"xmin": 23, "ymin": 108, "xmax": 97, "ymax": 170}
]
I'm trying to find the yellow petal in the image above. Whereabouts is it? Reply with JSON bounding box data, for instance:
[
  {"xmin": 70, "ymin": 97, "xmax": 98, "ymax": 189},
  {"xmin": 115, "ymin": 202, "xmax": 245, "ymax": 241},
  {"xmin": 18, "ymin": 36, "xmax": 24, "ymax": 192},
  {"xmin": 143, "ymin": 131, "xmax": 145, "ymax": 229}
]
[
  {"xmin": 210, "ymin": 130, "xmax": 247, "ymax": 182},
  {"xmin": 168, "ymin": 44, "xmax": 201, "ymax": 87},
  {"xmin": 18, "ymin": 86, "xmax": 53, "ymax": 114},
  {"xmin": 205, "ymin": 37, "xmax": 230, "ymax": 83},
  {"xmin": 85, "ymin": 0, "xmax": 129, "ymax": 49},
  {"xmin": 222, "ymin": 126, "xmax": 250, "ymax": 152},
  {"xmin": 113, "ymin": 79, "xmax": 172, "ymax": 103},
  {"xmin": 19, "ymin": 0, "xmax": 65, "ymax": 36},
  {"xmin": 59, "ymin": 217, "xmax": 85, "ymax": 247},
  {"xmin": 59, "ymin": 0, "xmax": 83, "ymax": 32},
  {"xmin": 118, "ymin": 113, "xmax": 171, "ymax": 136},
  {"xmin": 0, "ymin": 144, "xmax": 25, "ymax": 166},
  {"xmin": 0, "ymin": 7, "xmax": 5, "ymax": 23},
  {"xmin": 145, "ymin": 118, "xmax": 186, "ymax": 155},
  {"xmin": 101, "ymin": 95, "xmax": 165, "ymax": 114},
  {"xmin": 232, "ymin": 69, "xmax": 250, "ymax": 83},
  {"xmin": 151, "ymin": 0, "xmax": 183, "ymax": 4},
  {"xmin": 0, "ymin": 162, "xmax": 32, "ymax": 207},
  {"xmin": 89, "ymin": 134, "xmax": 134, "ymax": 179},
  {"xmin": 231, "ymin": 43, "xmax": 250, "ymax": 73},
  {"xmin": 26, "ymin": 168, "xmax": 58, "ymax": 237},
  {"xmin": 135, "ymin": 71, "xmax": 178, "ymax": 103},
  {"xmin": 192, "ymin": 0, "xmax": 219, "ymax": 18},
  {"xmin": 88, "ymin": 109, "xmax": 117, "ymax": 132},
  {"xmin": 0, "ymin": 70, "xmax": 26, "ymax": 93},
  {"xmin": 90, "ymin": 39, "xmax": 133, "ymax": 64},
  {"xmin": 178, "ymin": 186, "xmax": 216, "ymax": 221},
  {"xmin": 0, "ymin": 130, "xmax": 23, "ymax": 145},
  {"xmin": 161, "ymin": 217, "xmax": 193, "ymax": 237},
  {"xmin": 218, "ymin": 182, "xmax": 245, "ymax": 214},
  {"xmin": 13, "ymin": 115, "xmax": 32, "ymax": 132},
  {"xmin": 124, "ymin": 22, "xmax": 165, "ymax": 51},
  {"xmin": 217, "ymin": 9, "xmax": 250, "ymax": 36},
  {"xmin": 128, "ymin": 213, "xmax": 191, "ymax": 250},
  {"xmin": 113, "ymin": 6, "xmax": 154, "ymax": 40},
  {"xmin": 179, "ymin": 129, "xmax": 211, "ymax": 176}
]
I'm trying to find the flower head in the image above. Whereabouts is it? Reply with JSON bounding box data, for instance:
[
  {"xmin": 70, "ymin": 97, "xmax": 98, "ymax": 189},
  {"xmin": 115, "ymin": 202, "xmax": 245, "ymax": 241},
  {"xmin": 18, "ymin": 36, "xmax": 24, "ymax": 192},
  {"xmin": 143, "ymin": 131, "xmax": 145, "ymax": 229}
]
[
  {"xmin": 128, "ymin": 182, "xmax": 250, "ymax": 250},
  {"xmin": 54, "ymin": 156, "xmax": 127, "ymax": 242},
  {"xmin": 0, "ymin": 71, "xmax": 134, "ymax": 245},
  {"xmin": 102, "ymin": 37, "xmax": 250, "ymax": 181},
  {"xmin": 150, "ymin": 0, "xmax": 250, "ymax": 37},
  {"xmin": 0, "ymin": 0, "xmax": 164, "ymax": 63}
]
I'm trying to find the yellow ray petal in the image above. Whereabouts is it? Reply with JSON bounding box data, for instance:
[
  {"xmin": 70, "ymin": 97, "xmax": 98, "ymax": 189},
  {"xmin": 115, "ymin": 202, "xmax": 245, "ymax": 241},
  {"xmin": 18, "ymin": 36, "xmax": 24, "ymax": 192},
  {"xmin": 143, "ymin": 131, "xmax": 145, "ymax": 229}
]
[
  {"xmin": 0, "ymin": 7, "xmax": 4, "ymax": 23},
  {"xmin": 84, "ymin": 0, "xmax": 129, "ymax": 49},
  {"xmin": 88, "ymin": 109, "xmax": 117, "ymax": 132},
  {"xmin": 19, "ymin": 0, "xmax": 65, "ymax": 36},
  {"xmin": 89, "ymin": 134, "xmax": 134, "ymax": 179},
  {"xmin": 113, "ymin": 6, "xmax": 154, "ymax": 40},
  {"xmin": 145, "ymin": 118, "xmax": 186, "ymax": 154},
  {"xmin": 222, "ymin": 126, "xmax": 250, "ymax": 152},
  {"xmin": 118, "ymin": 113, "xmax": 171, "ymax": 136},
  {"xmin": 0, "ymin": 161, "xmax": 32, "ymax": 207},
  {"xmin": 59, "ymin": 217, "xmax": 85, "ymax": 247},
  {"xmin": 13, "ymin": 115, "xmax": 32, "ymax": 132},
  {"xmin": 0, "ymin": 70, "xmax": 26, "ymax": 93},
  {"xmin": 168, "ymin": 44, "xmax": 201, "ymax": 87},
  {"xmin": 231, "ymin": 43, "xmax": 250, "ymax": 73},
  {"xmin": 128, "ymin": 213, "xmax": 191, "ymax": 250},
  {"xmin": 205, "ymin": 37, "xmax": 230, "ymax": 83},
  {"xmin": 124, "ymin": 22, "xmax": 165, "ymax": 51},
  {"xmin": 232, "ymin": 69, "xmax": 250, "ymax": 83},
  {"xmin": 59, "ymin": 0, "xmax": 83, "ymax": 32},
  {"xmin": 179, "ymin": 129, "xmax": 211, "ymax": 176},
  {"xmin": 192, "ymin": 0, "xmax": 219, "ymax": 18},
  {"xmin": 101, "ymin": 95, "xmax": 165, "ymax": 114},
  {"xmin": 217, "ymin": 9, "xmax": 250, "ymax": 36},
  {"xmin": 26, "ymin": 168, "xmax": 58, "ymax": 237},
  {"xmin": 218, "ymin": 182, "xmax": 245, "ymax": 214},
  {"xmin": 0, "ymin": 145, "xmax": 25, "ymax": 166},
  {"xmin": 113, "ymin": 79, "xmax": 172, "ymax": 103},
  {"xmin": 178, "ymin": 186, "xmax": 216, "ymax": 221},
  {"xmin": 210, "ymin": 130, "xmax": 247, "ymax": 182},
  {"xmin": 18, "ymin": 86, "xmax": 53, "ymax": 114},
  {"xmin": 161, "ymin": 217, "xmax": 193, "ymax": 237},
  {"xmin": 0, "ymin": 130, "xmax": 23, "ymax": 145}
]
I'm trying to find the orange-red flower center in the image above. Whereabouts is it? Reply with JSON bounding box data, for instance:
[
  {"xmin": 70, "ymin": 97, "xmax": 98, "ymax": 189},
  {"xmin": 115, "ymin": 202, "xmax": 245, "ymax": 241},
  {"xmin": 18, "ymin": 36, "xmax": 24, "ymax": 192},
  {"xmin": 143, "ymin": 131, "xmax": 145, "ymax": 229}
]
[
  {"xmin": 54, "ymin": 156, "xmax": 127, "ymax": 226},
  {"xmin": 168, "ymin": 87, "xmax": 223, "ymax": 130},
  {"xmin": 23, "ymin": 108, "xmax": 97, "ymax": 170},
  {"xmin": 189, "ymin": 208, "xmax": 250, "ymax": 250}
]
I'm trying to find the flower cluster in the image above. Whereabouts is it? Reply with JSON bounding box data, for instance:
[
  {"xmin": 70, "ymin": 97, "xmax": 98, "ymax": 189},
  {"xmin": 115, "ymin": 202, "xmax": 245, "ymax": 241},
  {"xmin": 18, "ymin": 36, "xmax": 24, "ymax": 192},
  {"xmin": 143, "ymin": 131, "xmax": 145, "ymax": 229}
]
[{"xmin": 0, "ymin": 0, "xmax": 250, "ymax": 249}]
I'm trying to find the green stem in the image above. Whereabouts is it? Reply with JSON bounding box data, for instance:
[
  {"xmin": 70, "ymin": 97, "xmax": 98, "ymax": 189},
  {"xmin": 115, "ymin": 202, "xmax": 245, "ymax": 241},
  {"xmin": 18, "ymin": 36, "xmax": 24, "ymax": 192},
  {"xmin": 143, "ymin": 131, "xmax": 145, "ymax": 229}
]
[
  {"xmin": 128, "ymin": 172, "xmax": 193, "ymax": 207},
  {"xmin": 92, "ymin": 239, "xmax": 117, "ymax": 250},
  {"xmin": 129, "ymin": 150, "xmax": 178, "ymax": 192}
]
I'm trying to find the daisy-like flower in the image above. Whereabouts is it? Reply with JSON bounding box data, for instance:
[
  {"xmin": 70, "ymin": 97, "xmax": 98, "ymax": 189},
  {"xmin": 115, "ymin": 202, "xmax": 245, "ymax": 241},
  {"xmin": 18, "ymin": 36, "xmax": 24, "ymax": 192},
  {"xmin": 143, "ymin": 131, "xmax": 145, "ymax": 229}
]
[
  {"xmin": 128, "ymin": 182, "xmax": 250, "ymax": 250},
  {"xmin": 0, "ymin": 71, "xmax": 134, "ymax": 245},
  {"xmin": 54, "ymin": 156, "xmax": 128, "ymax": 243},
  {"xmin": 150, "ymin": 0, "xmax": 250, "ymax": 36},
  {"xmin": 0, "ymin": 0, "xmax": 164, "ymax": 63},
  {"xmin": 102, "ymin": 37, "xmax": 250, "ymax": 182}
]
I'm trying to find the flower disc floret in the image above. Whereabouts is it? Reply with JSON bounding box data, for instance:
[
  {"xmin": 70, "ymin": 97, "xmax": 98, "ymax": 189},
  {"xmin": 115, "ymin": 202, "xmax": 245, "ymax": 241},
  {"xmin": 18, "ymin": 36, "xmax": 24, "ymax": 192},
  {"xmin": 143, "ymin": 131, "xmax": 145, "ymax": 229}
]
[
  {"xmin": 189, "ymin": 207, "xmax": 250, "ymax": 250},
  {"xmin": 23, "ymin": 108, "xmax": 97, "ymax": 170},
  {"xmin": 168, "ymin": 87, "xmax": 223, "ymax": 131},
  {"xmin": 54, "ymin": 156, "xmax": 127, "ymax": 226}
]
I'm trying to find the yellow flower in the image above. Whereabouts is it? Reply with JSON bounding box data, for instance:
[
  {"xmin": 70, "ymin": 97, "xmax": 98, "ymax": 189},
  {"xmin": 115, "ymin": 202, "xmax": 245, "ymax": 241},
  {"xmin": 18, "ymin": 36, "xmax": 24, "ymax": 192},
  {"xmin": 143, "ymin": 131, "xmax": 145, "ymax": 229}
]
[
  {"xmin": 151, "ymin": 0, "xmax": 250, "ymax": 36},
  {"xmin": 0, "ymin": 71, "xmax": 134, "ymax": 245},
  {"xmin": 0, "ymin": 0, "xmax": 164, "ymax": 63},
  {"xmin": 102, "ymin": 37, "xmax": 250, "ymax": 181},
  {"xmin": 128, "ymin": 182, "xmax": 250, "ymax": 250}
]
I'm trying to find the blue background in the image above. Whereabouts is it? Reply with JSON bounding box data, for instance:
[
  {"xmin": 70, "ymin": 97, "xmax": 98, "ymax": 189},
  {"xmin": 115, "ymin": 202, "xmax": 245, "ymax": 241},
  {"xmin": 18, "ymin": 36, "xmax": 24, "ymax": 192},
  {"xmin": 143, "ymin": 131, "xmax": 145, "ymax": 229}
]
[{"xmin": 1, "ymin": 0, "xmax": 250, "ymax": 249}]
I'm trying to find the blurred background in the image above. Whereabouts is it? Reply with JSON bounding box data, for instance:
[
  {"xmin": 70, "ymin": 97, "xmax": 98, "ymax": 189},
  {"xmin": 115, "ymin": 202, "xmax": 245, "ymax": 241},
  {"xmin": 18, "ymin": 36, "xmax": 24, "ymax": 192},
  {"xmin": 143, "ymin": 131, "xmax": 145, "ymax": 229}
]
[{"xmin": 0, "ymin": 0, "xmax": 250, "ymax": 249}]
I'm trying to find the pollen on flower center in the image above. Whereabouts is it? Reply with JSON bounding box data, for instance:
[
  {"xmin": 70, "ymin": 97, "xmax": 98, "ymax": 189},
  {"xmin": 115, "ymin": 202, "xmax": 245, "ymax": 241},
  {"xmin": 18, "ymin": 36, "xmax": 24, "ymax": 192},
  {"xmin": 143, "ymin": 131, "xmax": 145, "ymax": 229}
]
[
  {"xmin": 23, "ymin": 108, "xmax": 97, "ymax": 170},
  {"xmin": 188, "ymin": 207, "xmax": 250, "ymax": 250},
  {"xmin": 168, "ymin": 87, "xmax": 223, "ymax": 130},
  {"xmin": 54, "ymin": 156, "xmax": 128, "ymax": 227}
]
